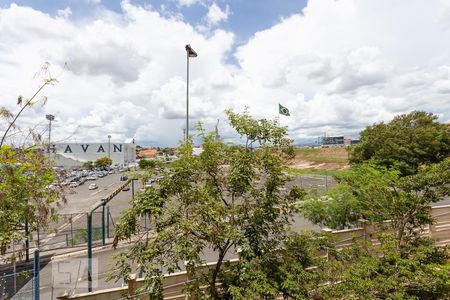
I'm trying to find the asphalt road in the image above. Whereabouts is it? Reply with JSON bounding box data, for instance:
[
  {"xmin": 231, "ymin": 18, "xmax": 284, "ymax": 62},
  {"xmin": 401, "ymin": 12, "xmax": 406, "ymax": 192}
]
[{"xmin": 16, "ymin": 174, "xmax": 322, "ymax": 299}]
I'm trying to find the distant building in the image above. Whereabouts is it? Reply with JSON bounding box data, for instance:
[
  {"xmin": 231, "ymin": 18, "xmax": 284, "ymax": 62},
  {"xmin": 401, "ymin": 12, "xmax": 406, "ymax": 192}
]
[
  {"xmin": 321, "ymin": 136, "xmax": 359, "ymax": 147},
  {"xmin": 52, "ymin": 140, "xmax": 136, "ymax": 167},
  {"xmin": 322, "ymin": 136, "xmax": 345, "ymax": 146}
]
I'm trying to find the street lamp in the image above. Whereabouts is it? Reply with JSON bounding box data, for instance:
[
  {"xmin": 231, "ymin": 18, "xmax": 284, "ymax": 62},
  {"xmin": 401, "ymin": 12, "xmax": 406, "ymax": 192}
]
[
  {"xmin": 108, "ymin": 134, "xmax": 111, "ymax": 159},
  {"xmin": 185, "ymin": 44, "xmax": 197, "ymax": 142},
  {"xmin": 45, "ymin": 114, "xmax": 55, "ymax": 154}
]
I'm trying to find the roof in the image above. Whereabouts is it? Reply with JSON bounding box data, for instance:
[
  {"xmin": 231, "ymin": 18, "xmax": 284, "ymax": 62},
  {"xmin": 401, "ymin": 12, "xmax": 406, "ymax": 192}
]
[{"xmin": 138, "ymin": 149, "xmax": 157, "ymax": 158}]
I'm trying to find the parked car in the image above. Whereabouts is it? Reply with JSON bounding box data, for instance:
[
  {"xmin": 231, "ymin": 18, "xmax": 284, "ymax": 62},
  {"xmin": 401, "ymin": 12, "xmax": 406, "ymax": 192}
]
[
  {"xmin": 122, "ymin": 185, "xmax": 130, "ymax": 191},
  {"xmin": 87, "ymin": 175, "xmax": 97, "ymax": 180},
  {"xmin": 120, "ymin": 176, "xmax": 128, "ymax": 181},
  {"xmin": 69, "ymin": 181, "xmax": 79, "ymax": 188},
  {"xmin": 88, "ymin": 183, "xmax": 98, "ymax": 190}
]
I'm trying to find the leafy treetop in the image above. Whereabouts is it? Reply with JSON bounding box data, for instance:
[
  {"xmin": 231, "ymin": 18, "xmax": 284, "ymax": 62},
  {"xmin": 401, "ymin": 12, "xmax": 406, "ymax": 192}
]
[
  {"xmin": 95, "ymin": 156, "xmax": 112, "ymax": 169},
  {"xmin": 0, "ymin": 146, "xmax": 64, "ymax": 254},
  {"xmin": 112, "ymin": 109, "xmax": 304, "ymax": 299},
  {"xmin": 350, "ymin": 111, "xmax": 450, "ymax": 176}
]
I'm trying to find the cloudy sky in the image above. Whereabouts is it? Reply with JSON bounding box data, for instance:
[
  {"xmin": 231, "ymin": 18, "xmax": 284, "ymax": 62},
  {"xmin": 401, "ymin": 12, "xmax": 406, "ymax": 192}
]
[{"xmin": 1, "ymin": 0, "xmax": 450, "ymax": 146}]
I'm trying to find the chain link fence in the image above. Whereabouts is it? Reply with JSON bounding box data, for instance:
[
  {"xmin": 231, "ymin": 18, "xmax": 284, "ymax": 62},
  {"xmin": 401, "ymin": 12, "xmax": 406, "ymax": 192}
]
[{"xmin": 289, "ymin": 173, "xmax": 337, "ymax": 194}]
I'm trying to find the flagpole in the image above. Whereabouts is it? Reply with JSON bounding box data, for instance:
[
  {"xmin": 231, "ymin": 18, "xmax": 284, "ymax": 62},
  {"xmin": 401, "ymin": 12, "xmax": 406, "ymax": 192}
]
[
  {"xmin": 278, "ymin": 103, "xmax": 281, "ymax": 128},
  {"xmin": 278, "ymin": 103, "xmax": 281, "ymax": 151}
]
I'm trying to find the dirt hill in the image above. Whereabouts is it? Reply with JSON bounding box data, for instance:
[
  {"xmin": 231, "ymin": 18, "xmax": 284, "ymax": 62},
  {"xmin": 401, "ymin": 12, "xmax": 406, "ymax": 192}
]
[{"xmin": 291, "ymin": 147, "xmax": 349, "ymax": 170}]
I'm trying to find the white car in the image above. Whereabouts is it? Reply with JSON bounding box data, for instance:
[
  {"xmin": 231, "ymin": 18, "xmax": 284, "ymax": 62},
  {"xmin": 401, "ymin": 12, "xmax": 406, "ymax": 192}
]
[{"xmin": 88, "ymin": 183, "xmax": 98, "ymax": 190}]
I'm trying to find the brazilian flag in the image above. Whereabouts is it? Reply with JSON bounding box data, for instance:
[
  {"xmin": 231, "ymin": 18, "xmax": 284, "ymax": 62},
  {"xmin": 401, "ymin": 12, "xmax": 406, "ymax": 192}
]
[{"xmin": 279, "ymin": 104, "xmax": 290, "ymax": 116}]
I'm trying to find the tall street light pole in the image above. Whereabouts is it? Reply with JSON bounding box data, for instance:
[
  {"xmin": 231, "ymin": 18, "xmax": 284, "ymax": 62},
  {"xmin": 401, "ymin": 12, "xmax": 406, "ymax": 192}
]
[
  {"xmin": 108, "ymin": 134, "xmax": 111, "ymax": 159},
  {"xmin": 45, "ymin": 114, "xmax": 55, "ymax": 154},
  {"xmin": 185, "ymin": 44, "xmax": 197, "ymax": 142}
]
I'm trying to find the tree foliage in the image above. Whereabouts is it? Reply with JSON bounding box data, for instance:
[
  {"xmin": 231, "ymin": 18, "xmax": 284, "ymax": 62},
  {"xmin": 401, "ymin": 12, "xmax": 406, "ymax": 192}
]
[
  {"xmin": 350, "ymin": 111, "xmax": 450, "ymax": 176},
  {"xmin": 82, "ymin": 161, "xmax": 94, "ymax": 170},
  {"xmin": 95, "ymin": 156, "xmax": 112, "ymax": 169},
  {"xmin": 0, "ymin": 146, "xmax": 63, "ymax": 254},
  {"xmin": 0, "ymin": 63, "xmax": 64, "ymax": 255},
  {"xmin": 111, "ymin": 110, "xmax": 450, "ymax": 299},
  {"xmin": 320, "ymin": 234, "xmax": 450, "ymax": 300},
  {"xmin": 112, "ymin": 110, "xmax": 304, "ymax": 299},
  {"xmin": 298, "ymin": 160, "xmax": 450, "ymax": 244},
  {"xmin": 226, "ymin": 107, "xmax": 293, "ymax": 153},
  {"xmin": 138, "ymin": 159, "xmax": 157, "ymax": 170},
  {"xmin": 294, "ymin": 111, "xmax": 450, "ymax": 299},
  {"xmin": 221, "ymin": 230, "xmax": 335, "ymax": 300}
]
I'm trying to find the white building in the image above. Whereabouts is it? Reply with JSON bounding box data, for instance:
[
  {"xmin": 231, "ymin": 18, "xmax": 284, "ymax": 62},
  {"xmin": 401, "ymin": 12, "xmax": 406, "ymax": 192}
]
[{"xmin": 52, "ymin": 140, "xmax": 136, "ymax": 168}]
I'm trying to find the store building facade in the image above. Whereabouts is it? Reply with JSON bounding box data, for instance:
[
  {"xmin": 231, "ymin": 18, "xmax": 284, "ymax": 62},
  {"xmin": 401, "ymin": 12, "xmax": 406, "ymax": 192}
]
[{"xmin": 52, "ymin": 141, "xmax": 136, "ymax": 167}]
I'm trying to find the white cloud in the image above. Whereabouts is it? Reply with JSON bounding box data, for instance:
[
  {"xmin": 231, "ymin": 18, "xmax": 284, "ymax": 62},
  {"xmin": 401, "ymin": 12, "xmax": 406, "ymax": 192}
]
[
  {"xmin": 234, "ymin": 0, "xmax": 450, "ymax": 139},
  {"xmin": 1, "ymin": 0, "xmax": 450, "ymax": 146},
  {"xmin": 177, "ymin": 0, "xmax": 202, "ymax": 7},
  {"xmin": 57, "ymin": 7, "xmax": 72, "ymax": 18},
  {"xmin": 206, "ymin": 2, "xmax": 229, "ymax": 26}
]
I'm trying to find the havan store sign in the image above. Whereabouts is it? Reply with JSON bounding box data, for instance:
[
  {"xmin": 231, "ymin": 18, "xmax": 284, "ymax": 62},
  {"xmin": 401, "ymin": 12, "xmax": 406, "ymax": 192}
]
[{"xmin": 60, "ymin": 144, "xmax": 123, "ymax": 154}]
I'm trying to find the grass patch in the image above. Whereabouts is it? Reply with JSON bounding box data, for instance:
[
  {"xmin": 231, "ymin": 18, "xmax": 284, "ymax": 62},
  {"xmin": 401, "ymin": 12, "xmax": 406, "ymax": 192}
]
[
  {"xmin": 298, "ymin": 156, "xmax": 349, "ymax": 163},
  {"xmin": 294, "ymin": 147, "xmax": 349, "ymax": 164}
]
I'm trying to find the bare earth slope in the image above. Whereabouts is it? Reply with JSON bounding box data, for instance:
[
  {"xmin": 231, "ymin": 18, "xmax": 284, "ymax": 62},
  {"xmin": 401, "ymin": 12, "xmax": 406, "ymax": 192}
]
[{"xmin": 291, "ymin": 147, "xmax": 349, "ymax": 171}]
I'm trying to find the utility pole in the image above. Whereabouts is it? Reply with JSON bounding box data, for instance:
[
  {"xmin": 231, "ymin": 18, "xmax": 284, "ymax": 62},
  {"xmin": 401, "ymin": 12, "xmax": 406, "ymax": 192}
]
[
  {"xmin": 45, "ymin": 114, "xmax": 55, "ymax": 154},
  {"xmin": 108, "ymin": 134, "xmax": 111, "ymax": 159},
  {"xmin": 215, "ymin": 119, "xmax": 220, "ymax": 140}
]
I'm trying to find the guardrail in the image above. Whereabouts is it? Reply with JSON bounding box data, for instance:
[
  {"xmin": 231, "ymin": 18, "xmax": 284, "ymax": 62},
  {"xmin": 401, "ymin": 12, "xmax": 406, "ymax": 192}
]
[{"xmin": 329, "ymin": 204, "xmax": 450, "ymax": 249}]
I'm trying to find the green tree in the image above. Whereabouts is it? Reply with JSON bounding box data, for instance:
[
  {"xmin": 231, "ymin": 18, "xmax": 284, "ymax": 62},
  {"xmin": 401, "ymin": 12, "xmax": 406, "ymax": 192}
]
[
  {"xmin": 95, "ymin": 156, "xmax": 112, "ymax": 169},
  {"xmin": 298, "ymin": 160, "xmax": 450, "ymax": 245},
  {"xmin": 82, "ymin": 161, "xmax": 94, "ymax": 170},
  {"xmin": 320, "ymin": 234, "xmax": 450, "ymax": 299},
  {"xmin": 221, "ymin": 230, "xmax": 335, "ymax": 300},
  {"xmin": 0, "ymin": 146, "xmax": 63, "ymax": 254},
  {"xmin": 350, "ymin": 111, "xmax": 450, "ymax": 176},
  {"xmin": 226, "ymin": 107, "xmax": 293, "ymax": 152},
  {"xmin": 0, "ymin": 63, "xmax": 64, "ymax": 254},
  {"xmin": 112, "ymin": 110, "xmax": 305, "ymax": 299},
  {"xmin": 138, "ymin": 159, "xmax": 157, "ymax": 170}
]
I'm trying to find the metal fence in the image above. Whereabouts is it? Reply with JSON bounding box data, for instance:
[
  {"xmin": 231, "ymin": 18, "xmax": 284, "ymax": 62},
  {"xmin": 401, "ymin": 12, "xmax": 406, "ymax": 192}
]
[
  {"xmin": 0, "ymin": 270, "xmax": 34, "ymax": 300},
  {"xmin": 0, "ymin": 249, "xmax": 42, "ymax": 300},
  {"xmin": 290, "ymin": 174, "xmax": 337, "ymax": 194}
]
